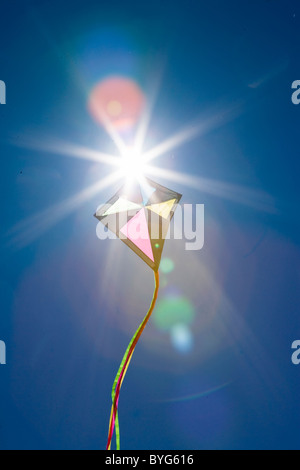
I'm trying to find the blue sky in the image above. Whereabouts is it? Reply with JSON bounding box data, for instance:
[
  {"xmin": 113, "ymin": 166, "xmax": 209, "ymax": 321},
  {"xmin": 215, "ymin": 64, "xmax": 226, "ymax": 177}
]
[{"xmin": 0, "ymin": 0, "xmax": 300, "ymax": 450}]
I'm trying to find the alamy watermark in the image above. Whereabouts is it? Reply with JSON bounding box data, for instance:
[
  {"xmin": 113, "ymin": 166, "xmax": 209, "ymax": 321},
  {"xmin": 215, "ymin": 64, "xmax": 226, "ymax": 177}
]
[
  {"xmin": 96, "ymin": 204, "xmax": 205, "ymax": 251},
  {"xmin": 291, "ymin": 81, "xmax": 300, "ymax": 105},
  {"xmin": 0, "ymin": 340, "xmax": 6, "ymax": 365},
  {"xmin": 291, "ymin": 340, "xmax": 300, "ymax": 365},
  {"xmin": 0, "ymin": 80, "xmax": 6, "ymax": 105}
]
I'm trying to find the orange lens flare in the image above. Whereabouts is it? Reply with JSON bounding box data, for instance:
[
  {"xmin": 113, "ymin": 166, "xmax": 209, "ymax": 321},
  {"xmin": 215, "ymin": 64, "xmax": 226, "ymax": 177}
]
[{"xmin": 88, "ymin": 76, "xmax": 145, "ymax": 131}]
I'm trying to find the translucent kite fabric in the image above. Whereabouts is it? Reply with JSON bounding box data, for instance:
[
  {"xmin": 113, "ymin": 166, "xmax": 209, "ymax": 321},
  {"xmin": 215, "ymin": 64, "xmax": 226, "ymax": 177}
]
[
  {"xmin": 94, "ymin": 178, "xmax": 182, "ymax": 449},
  {"xmin": 94, "ymin": 178, "xmax": 182, "ymax": 271}
]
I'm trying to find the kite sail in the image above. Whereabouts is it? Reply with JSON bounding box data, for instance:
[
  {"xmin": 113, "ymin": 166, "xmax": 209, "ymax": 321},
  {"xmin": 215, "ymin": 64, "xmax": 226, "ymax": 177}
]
[{"xmin": 94, "ymin": 177, "xmax": 182, "ymax": 449}]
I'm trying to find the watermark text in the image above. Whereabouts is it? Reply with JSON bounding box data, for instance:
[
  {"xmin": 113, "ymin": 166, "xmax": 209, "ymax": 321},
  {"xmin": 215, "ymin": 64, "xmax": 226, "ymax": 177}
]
[
  {"xmin": 0, "ymin": 340, "xmax": 6, "ymax": 365},
  {"xmin": 291, "ymin": 80, "xmax": 300, "ymax": 105},
  {"xmin": 291, "ymin": 340, "xmax": 300, "ymax": 365},
  {"xmin": 96, "ymin": 204, "xmax": 205, "ymax": 251},
  {"xmin": 0, "ymin": 80, "xmax": 6, "ymax": 105}
]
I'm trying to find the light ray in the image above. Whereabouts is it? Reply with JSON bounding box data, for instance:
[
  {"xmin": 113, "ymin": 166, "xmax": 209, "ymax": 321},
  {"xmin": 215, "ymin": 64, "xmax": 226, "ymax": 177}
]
[
  {"xmin": 134, "ymin": 98, "xmax": 155, "ymax": 155},
  {"xmin": 7, "ymin": 170, "xmax": 123, "ymax": 248},
  {"xmin": 146, "ymin": 165, "xmax": 276, "ymax": 213},
  {"xmin": 133, "ymin": 71, "xmax": 162, "ymax": 154},
  {"xmin": 142, "ymin": 101, "xmax": 243, "ymax": 164},
  {"xmin": 99, "ymin": 110, "xmax": 129, "ymax": 157},
  {"xmin": 12, "ymin": 136, "xmax": 122, "ymax": 167}
]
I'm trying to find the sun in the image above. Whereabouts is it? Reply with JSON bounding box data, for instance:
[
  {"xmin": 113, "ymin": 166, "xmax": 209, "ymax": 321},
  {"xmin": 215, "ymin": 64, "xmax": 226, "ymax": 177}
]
[
  {"xmin": 10, "ymin": 92, "xmax": 275, "ymax": 249},
  {"xmin": 119, "ymin": 146, "xmax": 148, "ymax": 183}
]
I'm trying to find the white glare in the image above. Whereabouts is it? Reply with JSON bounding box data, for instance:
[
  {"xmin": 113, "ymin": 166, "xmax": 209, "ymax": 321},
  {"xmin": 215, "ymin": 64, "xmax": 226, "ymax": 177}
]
[
  {"xmin": 9, "ymin": 91, "xmax": 275, "ymax": 250},
  {"xmin": 120, "ymin": 147, "xmax": 147, "ymax": 182}
]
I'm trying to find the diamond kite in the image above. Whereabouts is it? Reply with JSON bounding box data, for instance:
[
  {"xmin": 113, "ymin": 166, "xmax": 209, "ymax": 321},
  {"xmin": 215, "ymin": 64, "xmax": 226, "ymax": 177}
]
[
  {"xmin": 94, "ymin": 177, "xmax": 182, "ymax": 450},
  {"xmin": 94, "ymin": 178, "xmax": 182, "ymax": 271}
]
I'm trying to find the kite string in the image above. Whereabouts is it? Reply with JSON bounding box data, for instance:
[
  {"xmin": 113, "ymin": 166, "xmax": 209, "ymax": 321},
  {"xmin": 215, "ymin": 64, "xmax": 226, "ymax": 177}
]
[
  {"xmin": 107, "ymin": 270, "xmax": 159, "ymax": 450},
  {"xmin": 106, "ymin": 270, "xmax": 160, "ymax": 450},
  {"xmin": 107, "ymin": 319, "xmax": 145, "ymax": 449}
]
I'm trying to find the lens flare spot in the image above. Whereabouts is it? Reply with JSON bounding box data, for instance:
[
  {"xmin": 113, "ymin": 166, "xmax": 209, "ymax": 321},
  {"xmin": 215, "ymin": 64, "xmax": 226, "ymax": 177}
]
[
  {"xmin": 88, "ymin": 76, "xmax": 145, "ymax": 130},
  {"xmin": 153, "ymin": 296, "xmax": 195, "ymax": 331},
  {"xmin": 107, "ymin": 100, "xmax": 123, "ymax": 117},
  {"xmin": 170, "ymin": 324, "xmax": 193, "ymax": 353},
  {"xmin": 160, "ymin": 258, "xmax": 175, "ymax": 274}
]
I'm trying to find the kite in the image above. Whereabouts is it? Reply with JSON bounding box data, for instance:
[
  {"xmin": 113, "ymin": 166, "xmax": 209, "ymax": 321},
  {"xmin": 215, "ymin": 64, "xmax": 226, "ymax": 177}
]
[{"xmin": 94, "ymin": 177, "xmax": 182, "ymax": 450}]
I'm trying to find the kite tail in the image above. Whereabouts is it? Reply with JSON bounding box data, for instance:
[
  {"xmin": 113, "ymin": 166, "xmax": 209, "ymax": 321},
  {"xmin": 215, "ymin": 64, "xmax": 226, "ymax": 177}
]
[{"xmin": 106, "ymin": 270, "xmax": 160, "ymax": 450}]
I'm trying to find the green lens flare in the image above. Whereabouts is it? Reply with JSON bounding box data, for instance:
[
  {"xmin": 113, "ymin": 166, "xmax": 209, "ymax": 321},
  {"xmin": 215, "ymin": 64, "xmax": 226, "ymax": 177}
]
[
  {"xmin": 153, "ymin": 296, "xmax": 195, "ymax": 331},
  {"xmin": 160, "ymin": 258, "xmax": 175, "ymax": 274}
]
